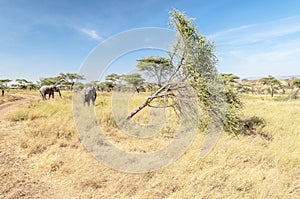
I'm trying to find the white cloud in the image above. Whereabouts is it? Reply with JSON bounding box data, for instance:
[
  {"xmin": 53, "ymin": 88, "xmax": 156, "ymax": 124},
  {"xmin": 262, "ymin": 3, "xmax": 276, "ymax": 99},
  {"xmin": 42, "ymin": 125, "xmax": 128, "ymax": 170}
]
[
  {"xmin": 212, "ymin": 16, "xmax": 300, "ymax": 46},
  {"xmin": 211, "ymin": 16, "xmax": 300, "ymax": 77},
  {"xmin": 78, "ymin": 28, "xmax": 102, "ymax": 40}
]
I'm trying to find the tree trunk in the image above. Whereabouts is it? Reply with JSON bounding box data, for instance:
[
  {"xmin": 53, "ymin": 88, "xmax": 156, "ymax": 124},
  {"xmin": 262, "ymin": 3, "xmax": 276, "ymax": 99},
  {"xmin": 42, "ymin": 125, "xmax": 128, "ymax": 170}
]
[
  {"xmin": 70, "ymin": 82, "xmax": 74, "ymax": 91},
  {"xmin": 271, "ymin": 86, "xmax": 274, "ymax": 97}
]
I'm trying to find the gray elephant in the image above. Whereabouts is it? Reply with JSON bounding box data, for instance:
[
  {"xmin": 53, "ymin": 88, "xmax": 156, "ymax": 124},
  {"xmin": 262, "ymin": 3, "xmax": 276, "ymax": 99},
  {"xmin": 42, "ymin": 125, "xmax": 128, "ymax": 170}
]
[
  {"xmin": 81, "ymin": 86, "xmax": 97, "ymax": 106},
  {"xmin": 39, "ymin": 85, "xmax": 61, "ymax": 100}
]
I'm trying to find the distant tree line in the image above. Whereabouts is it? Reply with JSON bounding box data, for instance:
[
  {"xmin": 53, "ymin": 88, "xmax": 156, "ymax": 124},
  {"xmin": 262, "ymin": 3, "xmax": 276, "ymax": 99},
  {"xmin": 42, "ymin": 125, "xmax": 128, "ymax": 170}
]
[
  {"xmin": 227, "ymin": 75, "xmax": 300, "ymax": 99},
  {"xmin": 1, "ymin": 71, "xmax": 300, "ymax": 99}
]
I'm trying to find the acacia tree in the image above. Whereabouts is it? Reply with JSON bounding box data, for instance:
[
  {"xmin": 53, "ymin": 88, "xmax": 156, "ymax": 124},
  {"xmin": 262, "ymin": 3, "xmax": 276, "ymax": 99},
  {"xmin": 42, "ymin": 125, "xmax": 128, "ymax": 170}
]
[
  {"xmin": 105, "ymin": 73, "xmax": 124, "ymax": 91},
  {"xmin": 96, "ymin": 81, "xmax": 116, "ymax": 92},
  {"xmin": 15, "ymin": 78, "xmax": 32, "ymax": 89},
  {"xmin": 259, "ymin": 75, "xmax": 281, "ymax": 97},
  {"xmin": 123, "ymin": 73, "xmax": 145, "ymax": 93},
  {"xmin": 289, "ymin": 78, "xmax": 300, "ymax": 99},
  {"xmin": 136, "ymin": 56, "xmax": 173, "ymax": 87},
  {"xmin": 0, "ymin": 79, "xmax": 12, "ymax": 87},
  {"xmin": 220, "ymin": 73, "xmax": 243, "ymax": 92},
  {"xmin": 58, "ymin": 73, "xmax": 85, "ymax": 90},
  {"xmin": 40, "ymin": 76, "xmax": 60, "ymax": 86},
  {"xmin": 40, "ymin": 73, "xmax": 84, "ymax": 89},
  {"xmin": 127, "ymin": 9, "xmax": 242, "ymax": 134},
  {"xmin": 0, "ymin": 79, "xmax": 11, "ymax": 96},
  {"xmin": 292, "ymin": 78, "xmax": 300, "ymax": 88},
  {"xmin": 105, "ymin": 73, "xmax": 122, "ymax": 84},
  {"xmin": 220, "ymin": 73, "xmax": 240, "ymax": 84}
]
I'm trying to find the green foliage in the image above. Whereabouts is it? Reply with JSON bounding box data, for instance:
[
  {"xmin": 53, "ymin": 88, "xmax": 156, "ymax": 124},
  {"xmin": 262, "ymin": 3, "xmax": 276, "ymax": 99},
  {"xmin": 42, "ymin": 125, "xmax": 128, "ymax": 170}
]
[
  {"xmin": 73, "ymin": 82, "xmax": 85, "ymax": 91},
  {"xmin": 0, "ymin": 79, "xmax": 12, "ymax": 89},
  {"xmin": 241, "ymin": 116, "xmax": 266, "ymax": 136},
  {"xmin": 289, "ymin": 78, "xmax": 300, "ymax": 99},
  {"xmin": 259, "ymin": 75, "xmax": 280, "ymax": 85},
  {"xmin": 16, "ymin": 79, "xmax": 30, "ymax": 88},
  {"xmin": 259, "ymin": 75, "xmax": 281, "ymax": 97},
  {"xmin": 123, "ymin": 73, "xmax": 144, "ymax": 92},
  {"xmin": 105, "ymin": 73, "xmax": 122, "ymax": 84},
  {"xmin": 58, "ymin": 73, "xmax": 85, "ymax": 90},
  {"xmin": 136, "ymin": 56, "xmax": 173, "ymax": 87},
  {"xmin": 220, "ymin": 73, "xmax": 240, "ymax": 83},
  {"xmin": 102, "ymin": 81, "xmax": 115, "ymax": 92},
  {"xmin": 169, "ymin": 9, "xmax": 242, "ymax": 134},
  {"xmin": 14, "ymin": 78, "xmax": 38, "ymax": 90},
  {"xmin": 0, "ymin": 79, "xmax": 12, "ymax": 83},
  {"xmin": 40, "ymin": 76, "xmax": 61, "ymax": 86},
  {"xmin": 289, "ymin": 92, "xmax": 299, "ymax": 99},
  {"xmin": 40, "ymin": 73, "xmax": 84, "ymax": 90},
  {"xmin": 26, "ymin": 83, "xmax": 39, "ymax": 90},
  {"xmin": 291, "ymin": 78, "xmax": 300, "ymax": 88}
]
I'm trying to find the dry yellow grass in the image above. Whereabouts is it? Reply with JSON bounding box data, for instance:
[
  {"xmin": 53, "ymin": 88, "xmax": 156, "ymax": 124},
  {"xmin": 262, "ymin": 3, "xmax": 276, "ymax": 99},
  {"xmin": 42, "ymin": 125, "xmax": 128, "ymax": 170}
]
[
  {"xmin": 1, "ymin": 91, "xmax": 299, "ymax": 198},
  {"xmin": 0, "ymin": 93, "xmax": 23, "ymax": 105}
]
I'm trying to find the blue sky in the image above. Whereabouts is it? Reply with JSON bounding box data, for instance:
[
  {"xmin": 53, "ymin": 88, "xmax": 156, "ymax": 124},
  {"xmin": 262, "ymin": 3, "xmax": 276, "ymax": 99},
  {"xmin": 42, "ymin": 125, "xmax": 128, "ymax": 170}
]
[{"xmin": 1, "ymin": 0, "xmax": 300, "ymax": 82}]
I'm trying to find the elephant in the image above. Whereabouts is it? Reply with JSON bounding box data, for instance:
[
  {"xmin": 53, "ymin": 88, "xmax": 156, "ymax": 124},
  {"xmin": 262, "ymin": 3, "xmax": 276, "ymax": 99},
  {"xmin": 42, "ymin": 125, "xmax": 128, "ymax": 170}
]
[
  {"xmin": 81, "ymin": 86, "xmax": 97, "ymax": 106},
  {"xmin": 39, "ymin": 85, "xmax": 61, "ymax": 100}
]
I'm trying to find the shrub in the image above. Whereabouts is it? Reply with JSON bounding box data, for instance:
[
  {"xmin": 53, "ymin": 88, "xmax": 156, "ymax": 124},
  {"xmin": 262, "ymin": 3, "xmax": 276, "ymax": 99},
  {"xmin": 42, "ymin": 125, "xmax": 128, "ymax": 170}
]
[
  {"xmin": 289, "ymin": 91, "xmax": 299, "ymax": 99},
  {"xmin": 241, "ymin": 116, "xmax": 268, "ymax": 137}
]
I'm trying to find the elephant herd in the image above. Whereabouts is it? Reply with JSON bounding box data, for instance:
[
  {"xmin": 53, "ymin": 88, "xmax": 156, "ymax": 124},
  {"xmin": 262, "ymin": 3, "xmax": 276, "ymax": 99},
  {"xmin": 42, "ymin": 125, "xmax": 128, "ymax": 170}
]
[{"xmin": 39, "ymin": 85, "xmax": 97, "ymax": 106}]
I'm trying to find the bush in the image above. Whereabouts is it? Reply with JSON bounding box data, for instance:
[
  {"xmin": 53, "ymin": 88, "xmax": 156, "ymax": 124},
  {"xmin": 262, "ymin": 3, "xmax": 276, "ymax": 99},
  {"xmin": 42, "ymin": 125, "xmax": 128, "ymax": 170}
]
[
  {"xmin": 241, "ymin": 116, "xmax": 270, "ymax": 139},
  {"xmin": 226, "ymin": 115, "xmax": 269, "ymax": 139},
  {"xmin": 289, "ymin": 91, "xmax": 299, "ymax": 99}
]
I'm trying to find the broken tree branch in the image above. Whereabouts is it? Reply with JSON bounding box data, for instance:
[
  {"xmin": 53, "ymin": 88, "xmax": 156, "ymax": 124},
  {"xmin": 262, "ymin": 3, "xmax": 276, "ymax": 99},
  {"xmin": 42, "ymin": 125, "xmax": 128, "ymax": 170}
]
[
  {"xmin": 126, "ymin": 91, "xmax": 168, "ymax": 120},
  {"xmin": 126, "ymin": 82, "xmax": 187, "ymax": 120},
  {"xmin": 126, "ymin": 51, "xmax": 186, "ymax": 120}
]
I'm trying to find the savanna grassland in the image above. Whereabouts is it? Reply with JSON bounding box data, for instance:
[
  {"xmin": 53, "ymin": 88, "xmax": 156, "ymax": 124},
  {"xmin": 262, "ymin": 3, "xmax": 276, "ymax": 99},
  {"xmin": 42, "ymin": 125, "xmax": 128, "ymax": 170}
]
[{"xmin": 0, "ymin": 91, "xmax": 299, "ymax": 198}]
